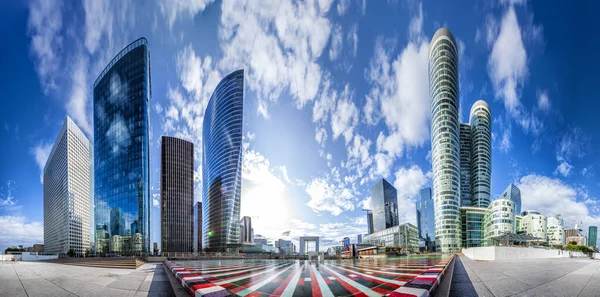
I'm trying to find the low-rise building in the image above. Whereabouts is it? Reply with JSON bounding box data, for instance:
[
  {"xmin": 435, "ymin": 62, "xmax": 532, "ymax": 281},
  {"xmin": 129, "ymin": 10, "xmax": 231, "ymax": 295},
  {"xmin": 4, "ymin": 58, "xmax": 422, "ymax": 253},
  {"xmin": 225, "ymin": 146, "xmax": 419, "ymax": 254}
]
[
  {"xmin": 482, "ymin": 199, "xmax": 516, "ymax": 246},
  {"xmin": 547, "ymin": 214, "xmax": 565, "ymax": 247},
  {"xmin": 460, "ymin": 206, "xmax": 486, "ymax": 248},
  {"xmin": 362, "ymin": 223, "xmax": 419, "ymax": 253},
  {"xmin": 519, "ymin": 210, "xmax": 547, "ymax": 244}
]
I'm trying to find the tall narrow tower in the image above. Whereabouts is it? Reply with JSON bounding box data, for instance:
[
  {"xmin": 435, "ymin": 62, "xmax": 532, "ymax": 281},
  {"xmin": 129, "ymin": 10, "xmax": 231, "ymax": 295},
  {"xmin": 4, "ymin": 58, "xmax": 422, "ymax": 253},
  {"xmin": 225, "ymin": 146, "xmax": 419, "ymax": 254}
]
[
  {"xmin": 470, "ymin": 100, "xmax": 492, "ymax": 208},
  {"xmin": 429, "ymin": 28, "xmax": 461, "ymax": 252}
]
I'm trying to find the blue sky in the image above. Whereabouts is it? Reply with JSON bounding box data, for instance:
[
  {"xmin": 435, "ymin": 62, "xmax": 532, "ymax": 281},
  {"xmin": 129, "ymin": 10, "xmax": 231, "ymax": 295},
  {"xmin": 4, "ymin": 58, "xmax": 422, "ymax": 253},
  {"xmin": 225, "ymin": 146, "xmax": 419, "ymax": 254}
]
[{"xmin": 1, "ymin": 0, "xmax": 599, "ymax": 252}]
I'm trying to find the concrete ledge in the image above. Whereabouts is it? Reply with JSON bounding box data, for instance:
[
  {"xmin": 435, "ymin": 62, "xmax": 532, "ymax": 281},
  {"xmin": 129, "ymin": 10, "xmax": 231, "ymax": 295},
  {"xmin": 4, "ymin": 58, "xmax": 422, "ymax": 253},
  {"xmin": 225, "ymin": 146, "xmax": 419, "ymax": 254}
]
[{"xmin": 463, "ymin": 246, "xmax": 587, "ymax": 261}]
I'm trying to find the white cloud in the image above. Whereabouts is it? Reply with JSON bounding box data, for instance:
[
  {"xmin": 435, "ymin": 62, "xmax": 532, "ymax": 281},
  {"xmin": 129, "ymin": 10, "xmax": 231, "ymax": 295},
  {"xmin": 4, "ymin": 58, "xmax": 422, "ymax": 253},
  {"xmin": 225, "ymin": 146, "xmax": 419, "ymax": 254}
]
[
  {"xmin": 555, "ymin": 159, "xmax": 573, "ymax": 177},
  {"xmin": 558, "ymin": 127, "xmax": 590, "ymax": 160},
  {"xmin": 329, "ymin": 24, "xmax": 343, "ymax": 61},
  {"xmin": 0, "ymin": 181, "xmax": 17, "ymax": 210},
  {"xmin": 330, "ymin": 84, "xmax": 358, "ymax": 144},
  {"xmin": 31, "ymin": 142, "xmax": 53, "ymax": 183},
  {"xmin": 152, "ymin": 194, "xmax": 160, "ymax": 208},
  {"xmin": 82, "ymin": 0, "xmax": 112, "ymax": 55},
  {"xmin": 0, "ymin": 216, "xmax": 43, "ymax": 253},
  {"xmin": 66, "ymin": 54, "xmax": 92, "ymax": 136},
  {"xmin": 337, "ymin": 0, "xmax": 350, "ymax": 16},
  {"xmin": 394, "ymin": 165, "xmax": 430, "ymax": 225},
  {"xmin": 219, "ymin": 0, "xmax": 331, "ymax": 115},
  {"xmin": 537, "ymin": 89, "xmax": 550, "ymax": 111},
  {"xmin": 344, "ymin": 134, "xmax": 373, "ymax": 179},
  {"xmin": 488, "ymin": 6, "xmax": 527, "ymax": 115},
  {"xmin": 305, "ymin": 177, "xmax": 356, "ymax": 216},
  {"xmin": 315, "ymin": 127, "xmax": 328, "ymax": 147},
  {"xmin": 312, "ymin": 77, "xmax": 336, "ymax": 124},
  {"xmin": 160, "ymin": 0, "xmax": 215, "ymax": 30},
  {"xmin": 517, "ymin": 174, "xmax": 600, "ymax": 229},
  {"xmin": 355, "ymin": 216, "xmax": 367, "ymax": 225},
  {"xmin": 348, "ymin": 23, "xmax": 358, "ymax": 58},
  {"xmin": 27, "ymin": 0, "xmax": 63, "ymax": 93}
]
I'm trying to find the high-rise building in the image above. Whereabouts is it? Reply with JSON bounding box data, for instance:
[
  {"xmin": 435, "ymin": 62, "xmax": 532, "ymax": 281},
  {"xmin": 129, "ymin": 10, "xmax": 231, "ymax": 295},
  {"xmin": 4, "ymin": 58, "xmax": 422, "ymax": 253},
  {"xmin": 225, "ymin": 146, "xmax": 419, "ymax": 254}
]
[
  {"xmin": 202, "ymin": 70, "xmax": 244, "ymax": 251},
  {"xmin": 500, "ymin": 184, "xmax": 521, "ymax": 215},
  {"xmin": 94, "ymin": 38, "xmax": 151, "ymax": 254},
  {"xmin": 357, "ymin": 234, "xmax": 363, "ymax": 244},
  {"xmin": 547, "ymin": 214, "xmax": 564, "ymax": 247},
  {"xmin": 371, "ymin": 178, "xmax": 399, "ymax": 232},
  {"xmin": 519, "ymin": 210, "xmax": 547, "ymax": 243},
  {"xmin": 240, "ymin": 216, "xmax": 253, "ymax": 244},
  {"xmin": 416, "ymin": 188, "xmax": 435, "ymax": 251},
  {"xmin": 429, "ymin": 28, "xmax": 461, "ymax": 252},
  {"xmin": 469, "ymin": 100, "xmax": 492, "ymax": 208},
  {"xmin": 459, "ymin": 124, "xmax": 472, "ymax": 207},
  {"xmin": 277, "ymin": 239, "xmax": 296, "ymax": 255},
  {"xmin": 366, "ymin": 211, "xmax": 374, "ymax": 234},
  {"xmin": 43, "ymin": 116, "xmax": 93, "ymax": 256},
  {"xmin": 160, "ymin": 136, "xmax": 194, "ymax": 253},
  {"xmin": 194, "ymin": 202, "xmax": 202, "ymax": 252},
  {"xmin": 589, "ymin": 226, "xmax": 597, "ymax": 247}
]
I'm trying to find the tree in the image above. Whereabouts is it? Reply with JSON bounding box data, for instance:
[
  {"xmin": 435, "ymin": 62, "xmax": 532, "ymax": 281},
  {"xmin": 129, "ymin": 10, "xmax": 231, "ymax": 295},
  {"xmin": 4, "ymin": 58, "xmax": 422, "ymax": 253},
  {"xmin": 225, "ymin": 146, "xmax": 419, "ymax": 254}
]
[{"xmin": 67, "ymin": 249, "xmax": 75, "ymax": 257}]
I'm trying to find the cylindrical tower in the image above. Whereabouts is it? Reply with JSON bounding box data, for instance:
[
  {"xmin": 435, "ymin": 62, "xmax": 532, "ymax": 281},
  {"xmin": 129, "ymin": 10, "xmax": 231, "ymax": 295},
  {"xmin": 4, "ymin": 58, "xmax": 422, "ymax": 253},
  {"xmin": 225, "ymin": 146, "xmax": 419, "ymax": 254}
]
[
  {"xmin": 469, "ymin": 100, "xmax": 492, "ymax": 208},
  {"xmin": 429, "ymin": 28, "xmax": 461, "ymax": 252}
]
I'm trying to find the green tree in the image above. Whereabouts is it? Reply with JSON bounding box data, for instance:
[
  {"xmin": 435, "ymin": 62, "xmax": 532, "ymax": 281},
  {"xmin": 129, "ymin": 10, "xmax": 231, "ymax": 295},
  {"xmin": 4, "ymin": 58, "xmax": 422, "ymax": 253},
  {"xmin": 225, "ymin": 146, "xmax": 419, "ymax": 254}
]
[{"xmin": 67, "ymin": 249, "xmax": 75, "ymax": 257}]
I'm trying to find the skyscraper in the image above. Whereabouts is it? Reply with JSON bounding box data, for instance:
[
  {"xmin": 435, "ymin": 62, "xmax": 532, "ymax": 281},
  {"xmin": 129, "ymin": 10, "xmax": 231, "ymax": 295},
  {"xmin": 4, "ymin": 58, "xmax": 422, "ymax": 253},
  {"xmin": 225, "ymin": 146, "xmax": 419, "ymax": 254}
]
[
  {"xmin": 429, "ymin": 28, "xmax": 461, "ymax": 252},
  {"xmin": 161, "ymin": 136, "xmax": 194, "ymax": 253},
  {"xmin": 589, "ymin": 226, "xmax": 597, "ymax": 247},
  {"xmin": 366, "ymin": 211, "xmax": 374, "ymax": 234},
  {"xmin": 194, "ymin": 202, "xmax": 202, "ymax": 252},
  {"xmin": 43, "ymin": 116, "xmax": 93, "ymax": 256},
  {"xmin": 470, "ymin": 100, "xmax": 492, "ymax": 208},
  {"xmin": 370, "ymin": 178, "xmax": 399, "ymax": 232},
  {"xmin": 202, "ymin": 69, "xmax": 244, "ymax": 251},
  {"xmin": 459, "ymin": 123, "xmax": 472, "ymax": 207},
  {"xmin": 240, "ymin": 216, "xmax": 253, "ymax": 244},
  {"xmin": 94, "ymin": 38, "xmax": 151, "ymax": 254},
  {"xmin": 416, "ymin": 188, "xmax": 435, "ymax": 251},
  {"xmin": 501, "ymin": 183, "xmax": 522, "ymax": 215}
]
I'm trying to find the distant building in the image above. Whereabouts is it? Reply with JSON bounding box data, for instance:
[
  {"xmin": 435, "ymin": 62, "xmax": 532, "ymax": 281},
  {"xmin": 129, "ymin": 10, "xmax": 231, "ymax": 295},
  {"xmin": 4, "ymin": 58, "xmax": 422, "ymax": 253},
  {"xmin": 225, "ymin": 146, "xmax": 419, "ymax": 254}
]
[
  {"xmin": 547, "ymin": 214, "xmax": 565, "ymax": 247},
  {"xmin": 416, "ymin": 188, "xmax": 435, "ymax": 251},
  {"xmin": 194, "ymin": 202, "xmax": 202, "ymax": 252},
  {"xmin": 327, "ymin": 246, "xmax": 344, "ymax": 257},
  {"xmin": 564, "ymin": 228, "xmax": 580, "ymax": 239},
  {"xmin": 153, "ymin": 242, "xmax": 159, "ymax": 255},
  {"xmin": 362, "ymin": 223, "xmax": 419, "ymax": 253},
  {"xmin": 566, "ymin": 236, "xmax": 586, "ymax": 246},
  {"xmin": 161, "ymin": 136, "xmax": 194, "ymax": 253},
  {"xmin": 500, "ymin": 184, "xmax": 522, "ymax": 215},
  {"xmin": 277, "ymin": 239, "xmax": 295, "ymax": 255},
  {"xmin": 254, "ymin": 234, "xmax": 268, "ymax": 246},
  {"xmin": 33, "ymin": 244, "xmax": 44, "ymax": 253},
  {"xmin": 371, "ymin": 178, "xmax": 398, "ymax": 232},
  {"xmin": 202, "ymin": 70, "xmax": 244, "ymax": 251},
  {"xmin": 240, "ymin": 216, "xmax": 253, "ymax": 244},
  {"xmin": 357, "ymin": 234, "xmax": 363, "ymax": 244},
  {"xmin": 366, "ymin": 211, "xmax": 374, "ymax": 234},
  {"xmin": 44, "ymin": 116, "xmax": 92, "ymax": 256},
  {"xmin": 461, "ymin": 206, "xmax": 486, "ymax": 247},
  {"xmin": 481, "ymin": 199, "xmax": 516, "ymax": 246},
  {"xmin": 519, "ymin": 211, "xmax": 547, "ymax": 243},
  {"xmin": 299, "ymin": 236, "xmax": 320, "ymax": 255},
  {"xmin": 589, "ymin": 226, "xmax": 597, "ymax": 248}
]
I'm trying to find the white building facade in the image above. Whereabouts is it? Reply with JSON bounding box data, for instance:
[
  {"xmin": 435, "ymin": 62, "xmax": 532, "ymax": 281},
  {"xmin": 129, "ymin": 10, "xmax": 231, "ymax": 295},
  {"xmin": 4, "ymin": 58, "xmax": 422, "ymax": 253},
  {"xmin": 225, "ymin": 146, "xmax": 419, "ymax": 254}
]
[
  {"xmin": 482, "ymin": 199, "xmax": 516, "ymax": 246},
  {"xmin": 547, "ymin": 214, "xmax": 565, "ymax": 246},
  {"xmin": 519, "ymin": 211, "xmax": 548, "ymax": 243},
  {"xmin": 44, "ymin": 116, "xmax": 93, "ymax": 256}
]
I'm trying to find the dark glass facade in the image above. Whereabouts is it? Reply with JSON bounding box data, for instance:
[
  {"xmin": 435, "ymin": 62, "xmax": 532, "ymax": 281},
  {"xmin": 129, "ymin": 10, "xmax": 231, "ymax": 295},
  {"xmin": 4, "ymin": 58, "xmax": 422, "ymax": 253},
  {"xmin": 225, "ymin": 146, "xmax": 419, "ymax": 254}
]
[
  {"xmin": 589, "ymin": 226, "xmax": 597, "ymax": 247},
  {"xmin": 416, "ymin": 188, "xmax": 435, "ymax": 251},
  {"xmin": 202, "ymin": 69, "xmax": 244, "ymax": 251},
  {"xmin": 459, "ymin": 123, "xmax": 472, "ymax": 206},
  {"xmin": 501, "ymin": 183, "xmax": 521, "ymax": 215},
  {"xmin": 161, "ymin": 136, "xmax": 194, "ymax": 253},
  {"xmin": 194, "ymin": 202, "xmax": 202, "ymax": 252},
  {"xmin": 371, "ymin": 178, "xmax": 399, "ymax": 232},
  {"xmin": 366, "ymin": 211, "xmax": 374, "ymax": 234},
  {"xmin": 94, "ymin": 38, "xmax": 151, "ymax": 255}
]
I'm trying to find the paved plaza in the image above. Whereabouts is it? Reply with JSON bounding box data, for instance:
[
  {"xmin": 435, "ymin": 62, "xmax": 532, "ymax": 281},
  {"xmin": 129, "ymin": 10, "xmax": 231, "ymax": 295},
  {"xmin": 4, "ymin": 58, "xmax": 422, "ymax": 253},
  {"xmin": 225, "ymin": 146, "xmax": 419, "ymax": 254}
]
[
  {"xmin": 450, "ymin": 255, "xmax": 600, "ymax": 297},
  {"xmin": 0, "ymin": 261, "xmax": 175, "ymax": 297},
  {"xmin": 170, "ymin": 255, "xmax": 452, "ymax": 296}
]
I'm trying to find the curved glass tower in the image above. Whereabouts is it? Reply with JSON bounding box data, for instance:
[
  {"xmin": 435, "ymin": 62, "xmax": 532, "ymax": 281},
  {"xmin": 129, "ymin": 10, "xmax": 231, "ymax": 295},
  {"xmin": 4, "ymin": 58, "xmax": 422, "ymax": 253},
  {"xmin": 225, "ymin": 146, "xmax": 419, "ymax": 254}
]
[
  {"xmin": 202, "ymin": 69, "xmax": 244, "ymax": 251},
  {"xmin": 429, "ymin": 28, "xmax": 461, "ymax": 252},
  {"xmin": 469, "ymin": 100, "xmax": 491, "ymax": 208},
  {"xmin": 94, "ymin": 38, "xmax": 151, "ymax": 255}
]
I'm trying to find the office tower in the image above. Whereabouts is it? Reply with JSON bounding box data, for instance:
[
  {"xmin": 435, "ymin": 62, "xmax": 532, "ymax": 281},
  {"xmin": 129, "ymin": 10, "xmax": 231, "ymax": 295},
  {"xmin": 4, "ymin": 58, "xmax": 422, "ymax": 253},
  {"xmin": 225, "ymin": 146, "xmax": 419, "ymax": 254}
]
[
  {"xmin": 371, "ymin": 178, "xmax": 399, "ymax": 232},
  {"xmin": 429, "ymin": 28, "xmax": 461, "ymax": 252},
  {"xmin": 240, "ymin": 216, "xmax": 253, "ymax": 244},
  {"xmin": 589, "ymin": 226, "xmax": 597, "ymax": 247},
  {"xmin": 194, "ymin": 202, "xmax": 202, "ymax": 252},
  {"xmin": 500, "ymin": 183, "xmax": 521, "ymax": 215},
  {"xmin": 470, "ymin": 100, "xmax": 492, "ymax": 208},
  {"xmin": 366, "ymin": 211, "xmax": 374, "ymax": 234},
  {"xmin": 202, "ymin": 69, "xmax": 244, "ymax": 251},
  {"xmin": 357, "ymin": 234, "xmax": 363, "ymax": 244},
  {"xmin": 161, "ymin": 136, "xmax": 194, "ymax": 253},
  {"xmin": 459, "ymin": 124, "xmax": 471, "ymax": 206},
  {"xmin": 416, "ymin": 188, "xmax": 435, "ymax": 252},
  {"xmin": 94, "ymin": 38, "xmax": 151, "ymax": 254},
  {"xmin": 153, "ymin": 242, "xmax": 159, "ymax": 255},
  {"xmin": 43, "ymin": 116, "xmax": 92, "ymax": 256},
  {"xmin": 547, "ymin": 215, "xmax": 565, "ymax": 246}
]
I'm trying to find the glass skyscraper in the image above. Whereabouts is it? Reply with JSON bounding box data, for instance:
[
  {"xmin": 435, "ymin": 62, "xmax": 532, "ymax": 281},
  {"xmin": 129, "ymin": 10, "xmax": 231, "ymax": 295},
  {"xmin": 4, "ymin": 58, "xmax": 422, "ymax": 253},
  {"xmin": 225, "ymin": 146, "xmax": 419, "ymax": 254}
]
[
  {"xmin": 470, "ymin": 100, "xmax": 492, "ymax": 208},
  {"xmin": 161, "ymin": 136, "xmax": 194, "ymax": 253},
  {"xmin": 429, "ymin": 28, "xmax": 461, "ymax": 252},
  {"xmin": 501, "ymin": 183, "xmax": 521, "ymax": 215},
  {"xmin": 202, "ymin": 69, "xmax": 244, "ymax": 251},
  {"xmin": 416, "ymin": 188, "xmax": 435, "ymax": 251},
  {"xmin": 93, "ymin": 38, "xmax": 151, "ymax": 255},
  {"xmin": 370, "ymin": 178, "xmax": 399, "ymax": 232},
  {"xmin": 589, "ymin": 226, "xmax": 597, "ymax": 248}
]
